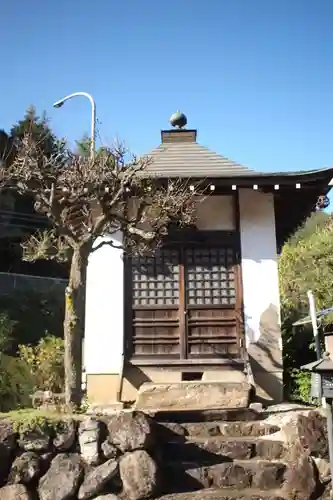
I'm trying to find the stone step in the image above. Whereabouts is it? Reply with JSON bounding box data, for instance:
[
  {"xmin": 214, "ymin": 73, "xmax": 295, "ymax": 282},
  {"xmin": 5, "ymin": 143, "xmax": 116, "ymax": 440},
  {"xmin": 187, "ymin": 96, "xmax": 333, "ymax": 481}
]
[
  {"xmin": 181, "ymin": 420, "xmax": 280, "ymax": 438},
  {"xmin": 154, "ymin": 407, "xmax": 261, "ymax": 424},
  {"xmin": 157, "ymin": 488, "xmax": 284, "ymax": 500},
  {"xmin": 135, "ymin": 381, "xmax": 251, "ymax": 411},
  {"xmin": 162, "ymin": 437, "xmax": 285, "ymax": 461},
  {"xmin": 154, "ymin": 420, "xmax": 280, "ymax": 447},
  {"xmin": 165, "ymin": 459, "xmax": 286, "ymax": 491}
]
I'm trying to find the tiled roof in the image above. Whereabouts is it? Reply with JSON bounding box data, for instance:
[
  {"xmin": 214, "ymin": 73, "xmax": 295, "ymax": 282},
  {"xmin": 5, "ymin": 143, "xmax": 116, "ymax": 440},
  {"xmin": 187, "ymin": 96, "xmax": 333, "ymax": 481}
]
[
  {"xmin": 142, "ymin": 129, "xmax": 333, "ymax": 180},
  {"xmin": 145, "ymin": 141, "xmax": 256, "ymax": 178},
  {"xmin": 146, "ymin": 142, "xmax": 333, "ymax": 179}
]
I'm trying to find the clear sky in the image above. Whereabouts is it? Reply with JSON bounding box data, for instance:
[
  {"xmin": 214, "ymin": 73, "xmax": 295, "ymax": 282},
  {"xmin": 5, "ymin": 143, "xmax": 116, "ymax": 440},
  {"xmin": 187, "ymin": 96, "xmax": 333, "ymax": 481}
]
[{"xmin": 1, "ymin": 0, "xmax": 333, "ymax": 174}]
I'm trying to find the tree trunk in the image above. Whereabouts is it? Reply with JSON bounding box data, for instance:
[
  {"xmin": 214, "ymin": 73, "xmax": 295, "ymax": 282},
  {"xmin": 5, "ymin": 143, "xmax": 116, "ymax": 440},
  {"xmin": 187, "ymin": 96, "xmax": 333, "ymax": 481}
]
[{"xmin": 64, "ymin": 244, "xmax": 90, "ymax": 410}]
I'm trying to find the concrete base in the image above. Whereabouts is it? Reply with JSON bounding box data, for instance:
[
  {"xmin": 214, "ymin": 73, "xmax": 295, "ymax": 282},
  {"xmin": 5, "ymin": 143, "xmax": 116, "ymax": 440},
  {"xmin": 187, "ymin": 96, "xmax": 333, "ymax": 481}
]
[
  {"xmin": 134, "ymin": 381, "xmax": 251, "ymax": 411},
  {"xmin": 86, "ymin": 364, "xmax": 248, "ymax": 406}
]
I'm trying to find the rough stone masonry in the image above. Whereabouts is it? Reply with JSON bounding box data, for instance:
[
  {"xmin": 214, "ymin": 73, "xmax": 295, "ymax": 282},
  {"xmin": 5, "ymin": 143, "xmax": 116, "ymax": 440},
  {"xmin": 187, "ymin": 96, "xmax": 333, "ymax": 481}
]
[{"xmin": 0, "ymin": 406, "xmax": 330, "ymax": 500}]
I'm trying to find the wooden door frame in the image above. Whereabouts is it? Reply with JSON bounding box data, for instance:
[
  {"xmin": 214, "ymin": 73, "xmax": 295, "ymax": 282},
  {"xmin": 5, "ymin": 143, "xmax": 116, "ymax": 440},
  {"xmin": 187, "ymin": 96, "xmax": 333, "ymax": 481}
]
[
  {"xmin": 178, "ymin": 254, "xmax": 186, "ymax": 359},
  {"xmin": 123, "ymin": 193, "xmax": 246, "ymax": 362},
  {"xmin": 181, "ymin": 230, "xmax": 242, "ymax": 360},
  {"xmin": 234, "ymin": 190, "xmax": 245, "ymax": 358}
]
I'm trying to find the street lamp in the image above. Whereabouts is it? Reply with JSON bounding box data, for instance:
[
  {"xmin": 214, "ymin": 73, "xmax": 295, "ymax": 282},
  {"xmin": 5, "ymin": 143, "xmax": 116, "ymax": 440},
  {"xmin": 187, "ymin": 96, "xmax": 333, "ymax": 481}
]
[{"xmin": 53, "ymin": 92, "xmax": 96, "ymax": 160}]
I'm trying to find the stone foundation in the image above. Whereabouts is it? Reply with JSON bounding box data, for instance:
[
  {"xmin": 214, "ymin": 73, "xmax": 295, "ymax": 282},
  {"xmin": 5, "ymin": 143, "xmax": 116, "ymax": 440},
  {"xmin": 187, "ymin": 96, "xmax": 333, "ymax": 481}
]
[
  {"xmin": 86, "ymin": 362, "xmax": 283, "ymax": 408},
  {"xmin": 86, "ymin": 364, "xmax": 249, "ymax": 406},
  {"xmin": 0, "ymin": 406, "xmax": 328, "ymax": 499}
]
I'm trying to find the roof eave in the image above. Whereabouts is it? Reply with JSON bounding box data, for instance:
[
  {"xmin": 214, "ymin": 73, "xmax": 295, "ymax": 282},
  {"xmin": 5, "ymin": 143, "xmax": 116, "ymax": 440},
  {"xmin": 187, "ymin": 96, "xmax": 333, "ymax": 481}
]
[{"xmin": 148, "ymin": 167, "xmax": 333, "ymax": 186}]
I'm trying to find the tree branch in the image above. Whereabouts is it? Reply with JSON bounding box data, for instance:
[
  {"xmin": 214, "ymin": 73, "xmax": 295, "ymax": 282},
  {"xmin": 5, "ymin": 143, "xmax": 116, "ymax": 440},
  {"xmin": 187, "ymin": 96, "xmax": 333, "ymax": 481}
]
[
  {"xmin": 2, "ymin": 132, "xmax": 201, "ymax": 261},
  {"xmin": 127, "ymin": 225, "xmax": 155, "ymax": 241},
  {"xmin": 91, "ymin": 238, "xmax": 124, "ymax": 253}
]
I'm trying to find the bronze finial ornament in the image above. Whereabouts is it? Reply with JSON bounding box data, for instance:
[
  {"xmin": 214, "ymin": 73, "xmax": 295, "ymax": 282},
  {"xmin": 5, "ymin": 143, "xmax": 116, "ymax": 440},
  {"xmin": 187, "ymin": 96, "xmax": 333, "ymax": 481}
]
[{"xmin": 169, "ymin": 111, "xmax": 187, "ymax": 129}]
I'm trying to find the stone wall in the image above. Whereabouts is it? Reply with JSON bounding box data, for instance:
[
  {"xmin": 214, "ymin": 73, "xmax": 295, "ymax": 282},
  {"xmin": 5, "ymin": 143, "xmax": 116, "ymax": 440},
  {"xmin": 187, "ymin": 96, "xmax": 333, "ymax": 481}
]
[
  {"xmin": 0, "ymin": 272, "xmax": 66, "ymax": 295},
  {"xmin": 0, "ymin": 408, "xmax": 330, "ymax": 500},
  {"xmin": 0, "ymin": 412, "xmax": 161, "ymax": 500}
]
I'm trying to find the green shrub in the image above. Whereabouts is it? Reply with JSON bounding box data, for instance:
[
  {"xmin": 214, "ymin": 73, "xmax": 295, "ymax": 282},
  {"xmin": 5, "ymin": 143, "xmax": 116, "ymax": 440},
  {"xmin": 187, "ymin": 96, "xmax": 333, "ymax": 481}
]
[
  {"xmin": 0, "ymin": 311, "xmax": 64, "ymax": 411},
  {"xmin": 0, "ymin": 313, "xmax": 34, "ymax": 411},
  {"xmin": 289, "ymin": 369, "xmax": 312, "ymax": 403},
  {"xmin": 0, "ymin": 354, "xmax": 34, "ymax": 412},
  {"xmin": 18, "ymin": 335, "xmax": 64, "ymax": 393},
  {"xmin": 0, "ymin": 312, "xmax": 15, "ymax": 354},
  {"xmin": 279, "ymin": 213, "xmax": 333, "ymax": 400}
]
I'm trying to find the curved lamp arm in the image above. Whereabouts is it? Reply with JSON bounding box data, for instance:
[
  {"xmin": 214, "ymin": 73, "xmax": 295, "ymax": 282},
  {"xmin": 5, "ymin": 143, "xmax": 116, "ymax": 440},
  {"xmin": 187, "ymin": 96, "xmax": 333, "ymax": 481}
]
[{"xmin": 53, "ymin": 92, "xmax": 96, "ymax": 159}]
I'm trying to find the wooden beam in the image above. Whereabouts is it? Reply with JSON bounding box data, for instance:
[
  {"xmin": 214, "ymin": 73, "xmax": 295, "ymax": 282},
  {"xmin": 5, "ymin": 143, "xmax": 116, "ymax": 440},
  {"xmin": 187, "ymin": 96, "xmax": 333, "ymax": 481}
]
[
  {"xmin": 234, "ymin": 191, "xmax": 245, "ymax": 359},
  {"xmin": 129, "ymin": 358, "xmax": 245, "ymax": 366},
  {"xmin": 179, "ymin": 252, "xmax": 186, "ymax": 360}
]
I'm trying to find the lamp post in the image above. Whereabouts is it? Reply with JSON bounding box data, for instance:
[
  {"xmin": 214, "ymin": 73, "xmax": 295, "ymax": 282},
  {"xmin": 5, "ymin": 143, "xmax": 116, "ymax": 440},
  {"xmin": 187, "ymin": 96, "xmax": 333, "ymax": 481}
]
[{"xmin": 53, "ymin": 92, "xmax": 96, "ymax": 160}]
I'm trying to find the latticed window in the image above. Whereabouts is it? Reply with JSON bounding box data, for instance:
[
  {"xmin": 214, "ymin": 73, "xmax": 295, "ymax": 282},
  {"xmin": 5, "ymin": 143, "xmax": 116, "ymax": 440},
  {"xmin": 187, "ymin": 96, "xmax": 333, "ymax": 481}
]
[
  {"xmin": 132, "ymin": 250, "xmax": 180, "ymax": 306},
  {"xmin": 131, "ymin": 246, "xmax": 236, "ymax": 307},
  {"xmin": 185, "ymin": 248, "xmax": 236, "ymax": 306}
]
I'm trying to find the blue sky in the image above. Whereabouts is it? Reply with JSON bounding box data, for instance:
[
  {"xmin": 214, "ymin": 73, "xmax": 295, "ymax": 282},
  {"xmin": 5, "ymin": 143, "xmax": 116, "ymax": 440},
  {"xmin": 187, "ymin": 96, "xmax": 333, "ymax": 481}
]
[{"xmin": 1, "ymin": 0, "xmax": 333, "ymax": 174}]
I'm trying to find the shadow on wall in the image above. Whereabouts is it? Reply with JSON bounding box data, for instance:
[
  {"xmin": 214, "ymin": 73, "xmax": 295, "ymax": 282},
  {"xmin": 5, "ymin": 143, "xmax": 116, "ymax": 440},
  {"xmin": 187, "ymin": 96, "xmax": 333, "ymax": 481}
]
[
  {"xmin": 124, "ymin": 364, "xmax": 152, "ymax": 390},
  {"xmin": 248, "ymin": 356, "xmax": 283, "ymax": 403},
  {"xmin": 245, "ymin": 304, "xmax": 283, "ymax": 403}
]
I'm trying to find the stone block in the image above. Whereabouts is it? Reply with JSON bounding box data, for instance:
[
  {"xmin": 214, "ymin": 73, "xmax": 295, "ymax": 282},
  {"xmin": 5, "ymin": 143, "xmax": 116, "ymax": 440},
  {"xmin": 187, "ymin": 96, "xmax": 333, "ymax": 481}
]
[
  {"xmin": 164, "ymin": 439, "xmax": 253, "ymax": 461},
  {"xmin": 134, "ymin": 382, "xmax": 251, "ymax": 411},
  {"xmin": 219, "ymin": 421, "xmax": 279, "ymax": 437}
]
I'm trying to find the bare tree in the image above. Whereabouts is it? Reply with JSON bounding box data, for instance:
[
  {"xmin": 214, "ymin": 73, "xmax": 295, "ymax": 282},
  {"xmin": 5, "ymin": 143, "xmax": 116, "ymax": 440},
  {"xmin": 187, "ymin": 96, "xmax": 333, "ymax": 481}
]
[{"xmin": 0, "ymin": 136, "xmax": 199, "ymax": 409}]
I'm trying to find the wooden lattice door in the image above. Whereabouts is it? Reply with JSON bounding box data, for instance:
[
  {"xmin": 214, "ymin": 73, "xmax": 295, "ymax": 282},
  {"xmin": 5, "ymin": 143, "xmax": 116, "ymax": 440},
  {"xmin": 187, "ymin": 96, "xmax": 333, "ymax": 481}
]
[
  {"xmin": 126, "ymin": 233, "xmax": 243, "ymax": 361},
  {"xmin": 184, "ymin": 246, "xmax": 240, "ymax": 358},
  {"xmin": 129, "ymin": 249, "xmax": 182, "ymax": 358}
]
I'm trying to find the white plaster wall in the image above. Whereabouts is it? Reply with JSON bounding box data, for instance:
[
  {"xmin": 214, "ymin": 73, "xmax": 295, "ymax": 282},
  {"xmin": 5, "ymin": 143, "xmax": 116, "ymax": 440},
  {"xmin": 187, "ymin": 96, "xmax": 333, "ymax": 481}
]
[
  {"xmin": 238, "ymin": 190, "xmax": 281, "ymax": 346},
  {"xmin": 196, "ymin": 195, "xmax": 235, "ymax": 230},
  {"xmin": 128, "ymin": 195, "xmax": 235, "ymax": 232},
  {"xmin": 84, "ymin": 232, "xmax": 124, "ymax": 374}
]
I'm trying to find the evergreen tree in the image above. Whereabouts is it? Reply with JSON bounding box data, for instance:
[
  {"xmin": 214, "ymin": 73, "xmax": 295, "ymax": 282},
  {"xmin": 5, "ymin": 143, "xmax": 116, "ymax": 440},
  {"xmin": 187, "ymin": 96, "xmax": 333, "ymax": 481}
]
[
  {"xmin": 279, "ymin": 210, "xmax": 333, "ymax": 400},
  {"xmin": 11, "ymin": 105, "xmax": 60, "ymax": 157},
  {"xmin": 0, "ymin": 130, "xmax": 15, "ymax": 167},
  {"xmin": 75, "ymin": 134, "xmax": 91, "ymax": 157},
  {"xmin": 0, "ymin": 107, "xmax": 67, "ymax": 276}
]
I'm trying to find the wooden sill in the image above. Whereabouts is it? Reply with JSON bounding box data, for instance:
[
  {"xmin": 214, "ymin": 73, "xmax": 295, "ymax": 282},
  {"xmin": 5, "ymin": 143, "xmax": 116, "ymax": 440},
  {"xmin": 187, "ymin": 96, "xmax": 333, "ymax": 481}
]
[{"xmin": 129, "ymin": 358, "xmax": 244, "ymax": 367}]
